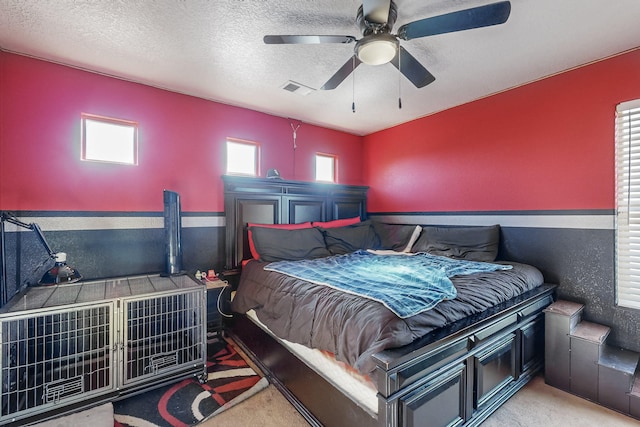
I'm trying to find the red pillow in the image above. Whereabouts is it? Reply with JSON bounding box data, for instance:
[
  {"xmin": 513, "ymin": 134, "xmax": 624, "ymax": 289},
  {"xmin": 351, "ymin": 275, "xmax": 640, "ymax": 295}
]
[
  {"xmin": 312, "ymin": 216, "xmax": 361, "ymax": 229},
  {"xmin": 247, "ymin": 222, "xmax": 312, "ymax": 260}
]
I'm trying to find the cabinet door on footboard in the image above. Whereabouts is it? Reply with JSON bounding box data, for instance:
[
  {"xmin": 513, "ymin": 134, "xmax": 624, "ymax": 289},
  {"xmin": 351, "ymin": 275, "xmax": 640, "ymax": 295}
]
[
  {"xmin": 473, "ymin": 333, "xmax": 517, "ymax": 409},
  {"xmin": 399, "ymin": 363, "xmax": 466, "ymax": 427},
  {"xmin": 520, "ymin": 315, "xmax": 544, "ymax": 375}
]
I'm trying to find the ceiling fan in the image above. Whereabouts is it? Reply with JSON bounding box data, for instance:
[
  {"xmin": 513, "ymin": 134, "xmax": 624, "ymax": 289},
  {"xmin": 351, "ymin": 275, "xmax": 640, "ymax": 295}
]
[{"xmin": 264, "ymin": 0, "xmax": 511, "ymax": 90}]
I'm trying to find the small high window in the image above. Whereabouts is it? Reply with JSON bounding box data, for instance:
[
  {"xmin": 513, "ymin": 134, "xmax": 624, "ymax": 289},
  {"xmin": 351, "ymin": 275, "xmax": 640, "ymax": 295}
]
[
  {"xmin": 226, "ymin": 138, "xmax": 259, "ymax": 176},
  {"xmin": 315, "ymin": 153, "xmax": 336, "ymax": 182},
  {"xmin": 81, "ymin": 113, "xmax": 138, "ymax": 165}
]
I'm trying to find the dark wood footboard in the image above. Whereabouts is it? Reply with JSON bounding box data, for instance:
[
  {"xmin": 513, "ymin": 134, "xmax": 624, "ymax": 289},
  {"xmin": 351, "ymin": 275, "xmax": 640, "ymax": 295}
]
[{"xmin": 227, "ymin": 284, "xmax": 555, "ymax": 427}]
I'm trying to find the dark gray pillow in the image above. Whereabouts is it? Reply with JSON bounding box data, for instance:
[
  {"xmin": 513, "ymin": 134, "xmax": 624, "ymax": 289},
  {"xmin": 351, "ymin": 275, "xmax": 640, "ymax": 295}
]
[
  {"xmin": 412, "ymin": 225, "xmax": 500, "ymax": 262},
  {"xmin": 321, "ymin": 221, "xmax": 381, "ymax": 255},
  {"xmin": 372, "ymin": 222, "xmax": 421, "ymax": 251},
  {"xmin": 249, "ymin": 226, "xmax": 331, "ymax": 262}
]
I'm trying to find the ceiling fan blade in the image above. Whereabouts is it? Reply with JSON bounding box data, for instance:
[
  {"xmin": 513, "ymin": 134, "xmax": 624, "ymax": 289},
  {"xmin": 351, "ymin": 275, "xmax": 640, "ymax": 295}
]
[
  {"xmin": 397, "ymin": 1, "xmax": 511, "ymax": 41},
  {"xmin": 320, "ymin": 56, "xmax": 362, "ymax": 90},
  {"xmin": 390, "ymin": 46, "xmax": 436, "ymax": 88},
  {"xmin": 264, "ymin": 35, "xmax": 356, "ymax": 44},
  {"xmin": 362, "ymin": 0, "xmax": 392, "ymax": 24}
]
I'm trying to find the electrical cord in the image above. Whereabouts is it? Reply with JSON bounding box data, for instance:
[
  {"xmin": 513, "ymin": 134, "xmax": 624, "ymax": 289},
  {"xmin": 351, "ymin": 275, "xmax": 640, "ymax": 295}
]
[
  {"xmin": 216, "ymin": 280, "xmax": 234, "ymax": 318},
  {"xmin": 196, "ymin": 270, "xmax": 234, "ymax": 318}
]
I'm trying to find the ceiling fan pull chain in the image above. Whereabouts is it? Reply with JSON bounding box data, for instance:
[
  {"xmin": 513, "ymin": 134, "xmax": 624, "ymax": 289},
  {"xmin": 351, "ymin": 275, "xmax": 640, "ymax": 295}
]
[
  {"xmin": 398, "ymin": 49, "xmax": 402, "ymax": 109},
  {"xmin": 352, "ymin": 56, "xmax": 356, "ymax": 113}
]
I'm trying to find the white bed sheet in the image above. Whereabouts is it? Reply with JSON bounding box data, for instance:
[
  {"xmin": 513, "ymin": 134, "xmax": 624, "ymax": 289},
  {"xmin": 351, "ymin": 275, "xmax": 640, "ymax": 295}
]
[{"xmin": 246, "ymin": 309, "xmax": 379, "ymax": 416}]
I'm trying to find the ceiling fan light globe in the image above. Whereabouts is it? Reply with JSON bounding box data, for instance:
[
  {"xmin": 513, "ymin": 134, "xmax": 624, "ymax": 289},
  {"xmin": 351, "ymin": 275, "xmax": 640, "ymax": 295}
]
[{"xmin": 355, "ymin": 34, "xmax": 398, "ymax": 65}]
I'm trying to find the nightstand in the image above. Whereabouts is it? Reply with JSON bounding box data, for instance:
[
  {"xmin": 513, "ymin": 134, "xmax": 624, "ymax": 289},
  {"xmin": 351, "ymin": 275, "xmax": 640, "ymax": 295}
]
[{"xmin": 205, "ymin": 278, "xmax": 229, "ymax": 334}]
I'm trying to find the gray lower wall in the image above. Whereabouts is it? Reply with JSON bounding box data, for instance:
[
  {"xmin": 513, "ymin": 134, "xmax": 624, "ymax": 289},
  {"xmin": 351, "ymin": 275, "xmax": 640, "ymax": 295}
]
[
  {"xmin": 3, "ymin": 209, "xmax": 638, "ymax": 356},
  {"xmin": 371, "ymin": 210, "xmax": 640, "ymax": 354},
  {"xmin": 1, "ymin": 212, "xmax": 225, "ymax": 302},
  {"xmin": 499, "ymin": 226, "xmax": 639, "ymax": 353}
]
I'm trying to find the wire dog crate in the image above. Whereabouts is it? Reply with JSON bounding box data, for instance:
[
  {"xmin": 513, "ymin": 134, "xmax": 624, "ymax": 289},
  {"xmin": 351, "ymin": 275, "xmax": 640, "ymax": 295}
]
[
  {"xmin": 0, "ymin": 274, "xmax": 206, "ymax": 425},
  {"xmin": 122, "ymin": 289, "xmax": 204, "ymax": 384}
]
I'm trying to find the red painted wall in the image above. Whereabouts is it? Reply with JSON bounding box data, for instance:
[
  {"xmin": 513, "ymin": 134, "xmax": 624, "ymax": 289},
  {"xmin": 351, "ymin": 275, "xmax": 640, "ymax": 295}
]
[
  {"xmin": 363, "ymin": 49, "xmax": 640, "ymax": 213},
  {"xmin": 4, "ymin": 49, "xmax": 639, "ymax": 215},
  {"xmin": 0, "ymin": 52, "xmax": 363, "ymax": 213}
]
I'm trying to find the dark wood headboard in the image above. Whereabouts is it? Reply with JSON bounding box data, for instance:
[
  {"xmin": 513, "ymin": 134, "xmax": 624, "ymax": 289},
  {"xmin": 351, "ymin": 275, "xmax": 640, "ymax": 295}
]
[{"xmin": 223, "ymin": 175, "xmax": 368, "ymax": 270}]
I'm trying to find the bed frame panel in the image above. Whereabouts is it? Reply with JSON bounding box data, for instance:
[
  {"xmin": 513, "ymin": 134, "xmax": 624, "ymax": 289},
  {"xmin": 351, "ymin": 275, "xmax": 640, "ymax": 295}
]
[
  {"xmin": 223, "ymin": 175, "xmax": 368, "ymax": 271},
  {"xmin": 223, "ymin": 175, "xmax": 555, "ymax": 427}
]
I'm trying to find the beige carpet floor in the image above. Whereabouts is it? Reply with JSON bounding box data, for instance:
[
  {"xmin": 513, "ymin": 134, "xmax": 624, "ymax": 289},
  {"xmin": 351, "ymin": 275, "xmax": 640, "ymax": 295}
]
[
  {"xmin": 482, "ymin": 375, "xmax": 639, "ymax": 427},
  {"xmin": 33, "ymin": 374, "xmax": 640, "ymax": 426},
  {"xmin": 200, "ymin": 384, "xmax": 308, "ymax": 426},
  {"xmin": 203, "ymin": 375, "xmax": 640, "ymax": 427}
]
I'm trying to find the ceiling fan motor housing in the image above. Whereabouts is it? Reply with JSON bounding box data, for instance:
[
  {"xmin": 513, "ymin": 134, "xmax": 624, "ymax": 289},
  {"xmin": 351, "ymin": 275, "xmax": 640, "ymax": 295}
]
[
  {"xmin": 354, "ymin": 1, "xmax": 399, "ymax": 65},
  {"xmin": 356, "ymin": 1, "xmax": 398, "ymax": 36}
]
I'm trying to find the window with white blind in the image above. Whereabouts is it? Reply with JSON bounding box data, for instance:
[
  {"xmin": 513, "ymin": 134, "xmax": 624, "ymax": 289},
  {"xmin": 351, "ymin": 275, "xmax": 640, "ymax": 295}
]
[{"xmin": 615, "ymin": 99, "xmax": 640, "ymax": 309}]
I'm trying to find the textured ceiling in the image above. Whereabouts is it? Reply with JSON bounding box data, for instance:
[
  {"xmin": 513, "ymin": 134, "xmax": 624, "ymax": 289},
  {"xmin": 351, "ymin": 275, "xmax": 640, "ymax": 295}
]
[{"xmin": 1, "ymin": 0, "xmax": 639, "ymax": 135}]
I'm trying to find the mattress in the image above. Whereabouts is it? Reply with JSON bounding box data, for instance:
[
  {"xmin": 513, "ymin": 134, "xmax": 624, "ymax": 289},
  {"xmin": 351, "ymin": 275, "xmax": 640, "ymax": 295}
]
[
  {"xmin": 231, "ymin": 255, "xmax": 544, "ymax": 375},
  {"xmin": 245, "ymin": 309, "xmax": 379, "ymax": 416}
]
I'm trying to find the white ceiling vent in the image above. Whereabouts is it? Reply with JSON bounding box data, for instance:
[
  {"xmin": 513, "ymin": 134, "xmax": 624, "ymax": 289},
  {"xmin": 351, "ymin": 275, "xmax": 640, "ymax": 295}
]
[{"xmin": 281, "ymin": 81, "xmax": 315, "ymax": 96}]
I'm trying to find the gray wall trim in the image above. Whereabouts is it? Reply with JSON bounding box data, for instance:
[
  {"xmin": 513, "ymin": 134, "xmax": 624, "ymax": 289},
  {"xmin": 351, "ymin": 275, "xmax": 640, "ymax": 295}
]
[
  {"xmin": 3, "ymin": 214, "xmax": 225, "ymax": 231},
  {"xmin": 370, "ymin": 212, "xmax": 614, "ymax": 230},
  {"xmin": 183, "ymin": 216, "xmax": 226, "ymax": 228}
]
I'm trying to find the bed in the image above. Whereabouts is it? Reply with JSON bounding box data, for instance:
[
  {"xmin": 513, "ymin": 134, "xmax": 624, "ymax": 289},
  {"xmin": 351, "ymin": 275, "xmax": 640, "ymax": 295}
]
[{"xmin": 222, "ymin": 175, "xmax": 555, "ymax": 427}]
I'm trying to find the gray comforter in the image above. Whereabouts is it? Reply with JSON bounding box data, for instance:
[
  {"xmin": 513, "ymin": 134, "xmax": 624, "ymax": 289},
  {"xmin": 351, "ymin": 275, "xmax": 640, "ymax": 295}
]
[{"xmin": 231, "ymin": 257, "xmax": 544, "ymax": 375}]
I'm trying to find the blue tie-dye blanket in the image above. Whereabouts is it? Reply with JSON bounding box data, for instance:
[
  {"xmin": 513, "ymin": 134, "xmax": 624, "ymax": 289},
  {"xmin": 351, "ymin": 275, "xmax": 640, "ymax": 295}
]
[{"xmin": 264, "ymin": 250, "xmax": 512, "ymax": 318}]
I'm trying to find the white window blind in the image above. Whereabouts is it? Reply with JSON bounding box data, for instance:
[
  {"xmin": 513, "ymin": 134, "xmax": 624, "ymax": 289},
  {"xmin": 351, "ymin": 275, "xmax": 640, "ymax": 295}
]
[{"xmin": 615, "ymin": 99, "xmax": 640, "ymax": 309}]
